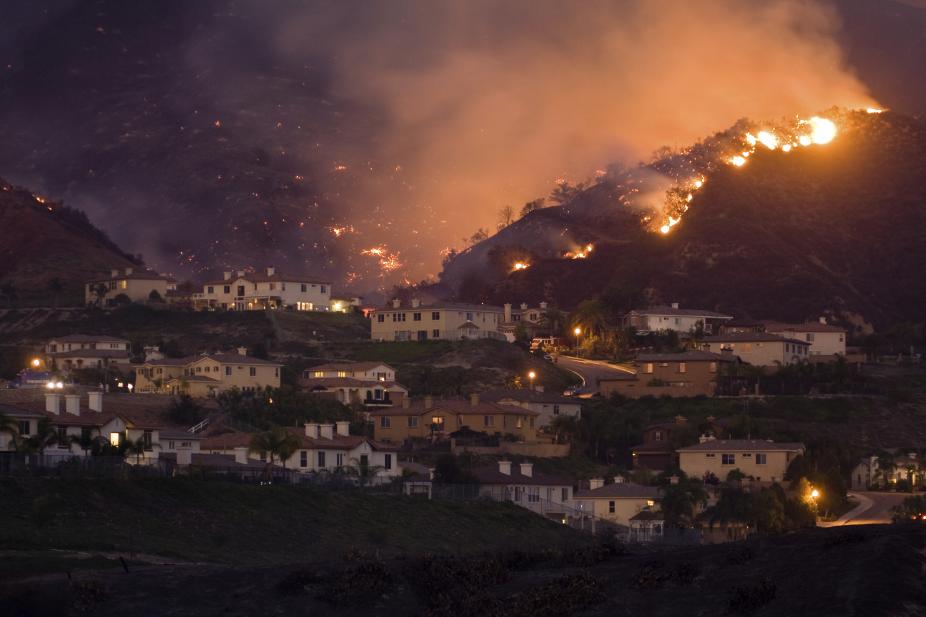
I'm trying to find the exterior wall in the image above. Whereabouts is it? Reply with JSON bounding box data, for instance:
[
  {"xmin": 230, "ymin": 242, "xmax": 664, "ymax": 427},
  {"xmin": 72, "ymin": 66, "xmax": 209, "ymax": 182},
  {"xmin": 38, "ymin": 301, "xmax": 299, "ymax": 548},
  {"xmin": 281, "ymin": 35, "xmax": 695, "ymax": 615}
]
[
  {"xmin": 702, "ymin": 341, "xmax": 808, "ymax": 366},
  {"xmin": 198, "ymin": 277, "xmax": 331, "ymax": 311},
  {"xmin": 679, "ymin": 449, "xmax": 800, "ymax": 483},
  {"xmin": 773, "ymin": 329, "xmax": 846, "ymax": 356},
  {"xmin": 479, "ymin": 483, "xmax": 573, "ymax": 515},
  {"xmin": 135, "ymin": 365, "xmax": 186, "ymax": 392},
  {"xmin": 576, "ymin": 496, "xmax": 656, "ymax": 525},
  {"xmin": 526, "ymin": 401, "xmax": 581, "ymax": 426},
  {"xmin": 135, "ymin": 358, "xmax": 280, "ymax": 395},
  {"xmin": 47, "ymin": 354, "xmax": 132, "ymax": 371},
  {"xmin": 290, "ymin": 442, "xmax": 400, "ymax": 479},
  {"xmin": 372, "ymin": 410, "xmax": 537, "ymax": 442},
  {"xmin": 46, "ymin": 339, "xmax": 129, "ymax": 354},
  {"xmin": 85, "ymin": 278, "xmax": 169, "ymax": 305},
  {"xmin": 635, "ymin": 313, "xmax": 710, "ymax": 333},
  {"xmin": 371, "ymin": 306, "xmax": 505, "ymax": 341}
]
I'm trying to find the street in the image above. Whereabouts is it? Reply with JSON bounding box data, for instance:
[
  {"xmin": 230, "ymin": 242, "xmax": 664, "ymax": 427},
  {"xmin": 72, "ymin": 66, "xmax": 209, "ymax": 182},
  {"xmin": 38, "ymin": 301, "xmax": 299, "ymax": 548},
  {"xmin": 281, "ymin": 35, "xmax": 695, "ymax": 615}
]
[
  {"xmin": 818, "ymin": 491, "xmax": 908, "ymax": 527},
  {"xmin": 554, "ymin": 355, "xmax": 636, "ymax": 396}
]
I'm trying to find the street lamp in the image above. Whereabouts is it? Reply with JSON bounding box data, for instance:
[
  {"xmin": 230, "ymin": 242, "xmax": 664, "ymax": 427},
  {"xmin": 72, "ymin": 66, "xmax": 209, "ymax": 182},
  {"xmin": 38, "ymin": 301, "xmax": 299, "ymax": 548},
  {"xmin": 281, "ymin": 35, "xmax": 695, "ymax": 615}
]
[
  {"xmin": 528, "ymin": 370, "xmax": 536, "ymax": 390},
  {"xmin": 574, "ymin": 327, "xmax": 582, "ymax": 357},
  {"xmin": 30, "ymin": 358, "xmax": 41, "ymax": 368}
]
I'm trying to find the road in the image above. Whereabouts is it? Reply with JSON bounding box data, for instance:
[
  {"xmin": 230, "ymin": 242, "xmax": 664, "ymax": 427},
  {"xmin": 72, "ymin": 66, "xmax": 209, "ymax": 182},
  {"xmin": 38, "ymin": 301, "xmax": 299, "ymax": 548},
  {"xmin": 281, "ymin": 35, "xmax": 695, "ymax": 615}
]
[
  {"xmin": 554, "ymin": 355, "xmax": 636, "ymax": 396},
  {"xmin": 818, "ymin": 491, "xmax": 907, "ymax": 527}
]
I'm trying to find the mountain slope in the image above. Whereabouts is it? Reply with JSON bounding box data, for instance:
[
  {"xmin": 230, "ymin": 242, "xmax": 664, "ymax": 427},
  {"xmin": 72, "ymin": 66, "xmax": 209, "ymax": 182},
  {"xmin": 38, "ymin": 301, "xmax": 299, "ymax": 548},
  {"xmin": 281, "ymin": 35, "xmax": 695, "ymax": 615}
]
[
  {"xmin": 0, "ymin": 177, "xmax": 139, "ymax": 304},
  {"xmin": 440, "ymin": 111, "xmax": 926, "ymax": 330}
]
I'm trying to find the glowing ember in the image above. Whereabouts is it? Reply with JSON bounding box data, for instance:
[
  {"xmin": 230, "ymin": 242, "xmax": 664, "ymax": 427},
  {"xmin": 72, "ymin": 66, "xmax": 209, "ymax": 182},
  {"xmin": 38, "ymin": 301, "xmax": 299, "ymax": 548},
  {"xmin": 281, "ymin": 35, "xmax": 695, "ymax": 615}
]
[
  {"xmin": 334, "ymin": 164, "xmax": 348, "ymax": 172},
  {"xmin": 327, "ymin": 225, "xmax": 354, "ymax": 237},
  {"xmin": 729, "ymin": 155, "xmax": 747, "ymax": 167},
  {"xmin": 513, "ymin": 262, "xmax": 529, "ymax": 270},
  {"xmin": 756, "ymin": 130, "xmax": 779, "ymax": 150},
  {"xmin": 866, "ymin": 107, "xmax": 883, "ymax": 114},
  {"xmin": 361, "ymin": 245, "xmax": 402, "ymax": 273},
  {"xmin": 803, "ymin": 116, "xmax": 837, "ymax": 144}
]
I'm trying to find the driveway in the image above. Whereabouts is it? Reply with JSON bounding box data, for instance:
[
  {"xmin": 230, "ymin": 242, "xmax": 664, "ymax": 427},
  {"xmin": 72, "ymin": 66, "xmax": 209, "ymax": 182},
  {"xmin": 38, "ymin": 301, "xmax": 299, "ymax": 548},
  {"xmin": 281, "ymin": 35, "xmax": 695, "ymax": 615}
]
[
  {"xmin": 818, "ymin": 491, "xmax": 908, "ymax": 527},
  {"xmin": 554, "ymin": 355, "xmax": 636, "ymax": 396}
]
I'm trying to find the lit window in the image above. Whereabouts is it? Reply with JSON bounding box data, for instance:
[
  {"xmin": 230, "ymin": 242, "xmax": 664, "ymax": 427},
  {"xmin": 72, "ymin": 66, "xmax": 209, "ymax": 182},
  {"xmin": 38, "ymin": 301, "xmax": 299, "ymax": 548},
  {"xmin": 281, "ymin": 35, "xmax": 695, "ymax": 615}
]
[{"xmin": 110, "ymin": 432, "xmax": 121, "ymax": 447}]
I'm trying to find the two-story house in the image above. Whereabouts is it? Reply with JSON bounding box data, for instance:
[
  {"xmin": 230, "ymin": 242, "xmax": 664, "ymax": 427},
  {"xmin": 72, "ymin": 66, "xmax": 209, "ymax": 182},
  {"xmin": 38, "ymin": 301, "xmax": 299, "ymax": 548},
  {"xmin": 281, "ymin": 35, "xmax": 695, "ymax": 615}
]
[
  {"xmin": 298, "ymin": 362, "xmax": 408, "ymax": 407},
  {"xmin": 133, "ymin": 348, "xmax": 282, "ymax": 396},
  {"xmin": 630, "ymin": 415, "xmax": 729, "ymax": 471},
  {"xmin": 368, "ymin": 395, "xmax": 538, "ymax": 443},
  {"xmin": 194, "ymin": 267, "xmax": 332, "ymax": 311},
  {"xmin": 624, "ymin": 304, "xmax": 733, "ymax": 335},
  {"xmin": 677, "ymin": 439, "xmax": 805, "ymax": 484},
  {"xmin": 84, "ymin": 268, "xmax": 176, "ymax": 306},
  {"xmin": 470, "ymin": 460, "xmax": 574, "ymax": 517},
  {"xmin": 698, "ymin": 332, "xmax": 810, "ymax": 367},
  {"xmin": 598, "ymin": 351, "xmax": 735, "ymax": 399},
  {"xmin": 481, "ymin": 388, "xmax": 581, "ymax": 427},
  {"xmin": 370, "ymin": 299, "xmax": 506, "ymax": 341},
  {"xmin": 43, "ymin": 334, "xmax": 132, "ymax": 372},
  {"xmin": 763, "ymin": 319, "xmax": 847, "ymax": 358},
  {"xmin": 498, "ymin": 302, "xmax": 561, "ymax": 341}
]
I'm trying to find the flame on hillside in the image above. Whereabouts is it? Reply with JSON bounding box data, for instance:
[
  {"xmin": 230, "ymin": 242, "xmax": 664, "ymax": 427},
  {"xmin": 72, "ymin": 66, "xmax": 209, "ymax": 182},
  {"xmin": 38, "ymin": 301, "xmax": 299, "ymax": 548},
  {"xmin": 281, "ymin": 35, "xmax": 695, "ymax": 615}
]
[
  {"xmin": 564, "ymin": 244, "xmax": 594, "ymax": 259},
  {"xmin": 361, "ymin": 245, "xmax": 402, "ymax": 273}
]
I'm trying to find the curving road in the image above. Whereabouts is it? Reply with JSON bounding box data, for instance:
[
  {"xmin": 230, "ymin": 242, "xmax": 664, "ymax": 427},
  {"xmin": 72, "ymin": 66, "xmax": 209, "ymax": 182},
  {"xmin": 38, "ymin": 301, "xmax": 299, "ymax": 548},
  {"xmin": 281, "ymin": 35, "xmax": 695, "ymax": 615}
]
[
  {"xmin": 818, "ymin": 491, "xmax": 908, "ymax": 527},
  {"xmin": 554, "ymin": 355, "xmax": 636, "ymax": 396}
]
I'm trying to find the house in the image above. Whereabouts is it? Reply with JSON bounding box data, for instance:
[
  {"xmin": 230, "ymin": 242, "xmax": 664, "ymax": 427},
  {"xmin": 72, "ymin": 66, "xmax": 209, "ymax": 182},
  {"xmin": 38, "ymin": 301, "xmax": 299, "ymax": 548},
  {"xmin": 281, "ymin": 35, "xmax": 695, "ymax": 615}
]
[
  {"xmin": 598, "ymin": 351, "xmax": 735, "ymax": 399},
  {"xmin": 133, "ymin": 348, "xmax": 282, "ymax": 396},
  {"xmin": 370, "ymin": 298, "xmax": 506, "ymax": 342},
  {"xmin": 298, "ymin": 362, "xmax": 408, "ymax": 407},
  {"xmin": 192, "ymin": 267, "xmax": 332, "ymax": 311},
  {"xmin": 628, "ymin": 509, "xmax": 665, "ymax": 543},
  {"xmin": 763, "ymin": 318, "xmax": 847, "ymax": 358},
  {"xmin": 201, "ymin": 421, "xmax": 401, "ymax": 482},
  {"xmin": 698, "ymin": 332, "xmax": 810, "ymax": 367},
  {"xmin": 480, "ymin": 388, "xmax": 581, "ymax": 427},
  {"xmin": 625, "ymin": 304, "xmax": 733, "ymax": 335},
  {"xmin": 84, "ymin": 268, "xmax": 175, "ymax": 306},
  {"xmin": 468, "ymin": 460, "xmax": 574, "ymax": 517},
  {"xmin": 43, "ymin": 334, "xmax": 133, "ymax": 371},
  {"xmin": 677, "ymin": 439, "xmax": 805, "ymax": 484},
  {"xmin": 498, "ymin": 302, "xmax": 559, "ymax": 341},
  {"xmin": 851, "ymin": 451, "xmax": 923, "ymax": 490},
  {"xmin": 573, "ymin": 477, "xmax": 661, "ymax": 526},
  {"xmin": 630, "ymin": 415, "xmax": 730, "ymax": 471},
  {"xmin": 367, "ymin": 395, "xmax": 539, "ymax": 443}
]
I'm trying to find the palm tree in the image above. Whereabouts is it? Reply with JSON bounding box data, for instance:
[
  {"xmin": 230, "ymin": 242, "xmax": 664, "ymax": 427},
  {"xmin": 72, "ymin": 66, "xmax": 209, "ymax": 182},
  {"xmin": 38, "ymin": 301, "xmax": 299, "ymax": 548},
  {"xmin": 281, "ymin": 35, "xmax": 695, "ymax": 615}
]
[
  {"xmin": 47, "ymin": 277, "xmax": 64, "ymax": 308},
  {"xmin": 92, "ymin": 283, "xmax": 109, "ymax": 307},
  {"xmin": 124, "ymin": 435, "xmax": 159, "ymax": 465},
  {"xmin": 14, "ymin": 418, "xmax": 60, "ymax": 456},
  {"xmin": 249, "ymin": 428, "xmax": 300, "ymax": 480},
  {"xmin": 346, "ymin": 456, "xmax": 385, "ymax": 487},
  {"xmin": 70, "ymin": 428, "xmax": 104, "ymax": 457}
]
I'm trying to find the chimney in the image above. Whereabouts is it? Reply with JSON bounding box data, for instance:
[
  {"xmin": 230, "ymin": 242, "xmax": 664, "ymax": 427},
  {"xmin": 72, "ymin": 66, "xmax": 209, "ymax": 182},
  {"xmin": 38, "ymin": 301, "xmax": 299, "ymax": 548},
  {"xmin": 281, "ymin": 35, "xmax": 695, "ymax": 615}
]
[
  {"xmin": 520, "ymin": 462, "xmax": 533, "ymax": 477},
  {"xmin": 125, "ymin": 267, "xmax": 134, "ymax": 275},
  {"xmin": 669, "ymin": 474, "xmax": 680, "ymax": 485},
  {"xmin": 614, "ymin": 474, "xmax": 625, "ymax": 484},
  {"xmin": 539, "ymin": 301, "xmax": 548, "ymax": 310},
  {"xmin": 319, "ymin": 424, "xmax": 334, "ymax": 440},
  {"xmin": 233, "ymin": 446, "xmax": 249, "ymax": 465},
  {"xmin": 671, "ymin": 302, "xmax": 679, "ymax": 309},
  {"xmin": 223, "ymin": 271, "xmax": 232, "ymax": 280},
  {"xmin": 424, "ymin": 395, "xmax": 433, "ymax": 410},
  {"xmin": 819, "ymin": 316, "xmax": 827, "ymax": 324},
  {"xmin": 237, "ymin": 270, "xmax": 246, "ymax": 277},
  {"xmin": 503, "ymin": 303, "xmax": 512, "ymax": 322},
  {"xmin": 498, "ymin": 460, "xmax": 512, "ymax": 475},
  {"xmin": 470, "ymin": 393, "xmax": 480, "ymax": 407},
  {"xmin": 88, "ymin": 391, "xmax": 103, "ymax": 412},
  {"xmin": 336, "ymin": 421, "xmax": 350, "ymax": 437},
  {"xmin": 237, "ymin": 346, "xmax": 248, "ymax": 356},
  {"xmin": 520, "ymin": 302, "xmax": 528, "ymax": 310},
  {"xmin": 266, "ymin": 266, "xmax": 275, "ymax": 276},
  {"xmin": 304, "ymin": 423, "xmax": 320, "ymax": 439},
  {"xmin": 674, "ymin": 415, "xmax": 687, "ymax": 425},
  {"xmin": 392, "ymin": 298, "xmax": 401, "ymax": 308},
  {"xmin": 589, "ymin": 477, "xmax": 604, "ymax": 490},
  {"xmin": 411, "ymin": 298, "xmax": 420, "ymax": 308},
  {"xmin": 65, "ymin": 394, "xmax": 81, "ymax": 416},
  {"xmin": 401, "ymin": 397, "xmax": 411, "ymax": 409},
  {"xmin": 428, "ymin": 468, "xmax": 435, "ymax": 481},
  {"xmin": 176, "ymin": 446, "xmax": 192, "ymax": 466},
  {"xmin": 111, "ymin": 269, "xmax": 120, "ymax": 278},
  {"xmin": 45, "ymin": 393, "xmax": 62, "ymax": 415}
]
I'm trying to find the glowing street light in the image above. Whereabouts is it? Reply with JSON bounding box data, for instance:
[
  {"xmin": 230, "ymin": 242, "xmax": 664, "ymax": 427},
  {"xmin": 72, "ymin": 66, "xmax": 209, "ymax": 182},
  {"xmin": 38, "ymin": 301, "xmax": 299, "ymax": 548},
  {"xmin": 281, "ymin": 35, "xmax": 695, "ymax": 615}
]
[
  {"xmin": 30, "ymin": 358, "xmax": 41, "ymax": 368},
  {"xmin": 573, "ymin": 327, "xmax": 582, "ymax": 357},
  {"xmin": 528, "ymin": 370, "xmax": 536, "ymax": 390},
  {"xmin": 810, "ymin": 488, "xmax": 820, "ymax": 499}
]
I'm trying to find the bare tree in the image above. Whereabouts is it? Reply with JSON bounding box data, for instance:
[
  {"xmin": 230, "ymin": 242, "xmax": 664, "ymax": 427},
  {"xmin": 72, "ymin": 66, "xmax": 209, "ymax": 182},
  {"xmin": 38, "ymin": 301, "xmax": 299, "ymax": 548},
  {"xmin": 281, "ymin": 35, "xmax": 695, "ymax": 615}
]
[{"xmin": 497, "ymin": 205, "xmax": 514, "ymax": 230}]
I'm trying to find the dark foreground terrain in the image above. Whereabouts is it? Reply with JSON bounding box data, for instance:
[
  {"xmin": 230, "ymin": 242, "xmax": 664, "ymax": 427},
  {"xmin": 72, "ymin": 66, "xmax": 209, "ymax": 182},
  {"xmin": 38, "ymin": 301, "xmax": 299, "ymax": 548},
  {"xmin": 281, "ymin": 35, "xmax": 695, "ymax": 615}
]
[{"xmin": 1, "ymin": 479, "xmax": 926, "ymax": 616}]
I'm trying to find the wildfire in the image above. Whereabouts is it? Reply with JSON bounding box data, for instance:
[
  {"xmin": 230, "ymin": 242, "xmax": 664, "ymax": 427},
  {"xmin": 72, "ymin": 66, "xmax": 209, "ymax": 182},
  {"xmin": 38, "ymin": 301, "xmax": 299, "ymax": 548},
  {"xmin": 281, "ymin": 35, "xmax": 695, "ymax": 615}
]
[
  {"xmin": 513, "ymin": 262, "xmax": 529, "ymax": 271},
  {"xmin": 564, "ymin": 244, "xmax": 594, "ymax": 259},
  {"xmin": 361, "ymin": 245, "xmax": 402, "ymax": 273},
  {"xmin": 327, "ymin": 225, "xmax": 354, "ymax": 237}
]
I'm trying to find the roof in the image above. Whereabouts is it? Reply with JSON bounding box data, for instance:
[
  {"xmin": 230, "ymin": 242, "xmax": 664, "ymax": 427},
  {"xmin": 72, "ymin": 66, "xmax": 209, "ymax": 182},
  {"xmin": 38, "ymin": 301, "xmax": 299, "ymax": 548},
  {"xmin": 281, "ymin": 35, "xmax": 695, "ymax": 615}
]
[
  {"xmin": 368, "ymin": 398, "xmax": 539, "ymax": 417},
  {"xmin": 160, "ymin": 452, "xmax": 278, "ymax": 471},
  {"xmin": 764, "ymin": 321, "xmax": 847, "ymax": 334},
  {"xmin": 630, "ymin": 509, "xmax": 664, "ymax": 521},
  {"xmin": 574, "ymin": 482, "xmax": 661, "ymax": 499},
  {"xmin": 375, "ymin": 301, "xmax": 505, "ymax": 313},
  {"xmin": 636, "ymin": 351, "xmax": 735, "ymax": 363},
  {"xmin": 629, "ymin": 306, "xmax": 733, "ymax": 319},
  {"xmin": 306, "ymin": 362, "xmax": 393, "ymax": 373},
  {"xmin": 480, "ymin": 389, "xmax": 578, "ymax": 405},
  {"xmin": 48, "ymin": 334, "xmax": 130, "ymax": 344},
  {"xmin": 469, "ymin": 464, "xmax": 573, "ymax": 487},
  {"xmin": 677, "ymin": 439, "xmax": 805, "ymax": 453},
  {"xmin": 701, "ymin": 332, "xmax": 809, "ymax": 346},
  {"xmin": 299, "ymin": 377, "xmax": 406, "ymax": 391},
  {"xmin": 159, "ymin": 428, "xmax": 203, "ymax": 440},
  {"xmin": 138, "ymin": 353, "xmax": 282, "ymax": 368}
]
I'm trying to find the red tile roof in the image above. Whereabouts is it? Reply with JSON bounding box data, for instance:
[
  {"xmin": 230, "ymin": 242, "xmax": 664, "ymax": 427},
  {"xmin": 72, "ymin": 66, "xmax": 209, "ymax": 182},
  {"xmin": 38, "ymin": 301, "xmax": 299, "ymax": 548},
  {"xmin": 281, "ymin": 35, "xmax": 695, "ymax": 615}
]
[{"xmin": 368, "ymin": 399, "xmax": 539, "ymax": 417}]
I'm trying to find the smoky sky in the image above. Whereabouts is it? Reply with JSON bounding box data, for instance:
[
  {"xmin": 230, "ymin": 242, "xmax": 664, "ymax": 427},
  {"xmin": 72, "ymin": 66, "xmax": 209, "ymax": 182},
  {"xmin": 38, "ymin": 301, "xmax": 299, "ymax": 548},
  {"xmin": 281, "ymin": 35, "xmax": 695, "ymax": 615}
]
[{"xmin": 246, "ymin": 0, "xmax": 875, "ymax": 274}]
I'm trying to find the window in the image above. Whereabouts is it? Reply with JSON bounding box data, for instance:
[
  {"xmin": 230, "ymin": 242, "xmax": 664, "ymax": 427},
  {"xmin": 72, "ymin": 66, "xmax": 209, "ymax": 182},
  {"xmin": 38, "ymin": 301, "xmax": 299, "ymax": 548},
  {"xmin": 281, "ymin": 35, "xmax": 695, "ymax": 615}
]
[
  {"xmin": 384, "ymin": 454, "xmax": 392, "ymax": 470},
  {"xmin": 553, "ymin": 404, "xmax": 560, "ymax": 415},
  {"xmin": 466, "ymin": 312, "xmax": 473, "ymax": 321},
  {"xmin": 380, "ymin": 417, "xmax": 391, "ymax": 428},
  {"xmin": 168, "ymin": 440, "xmax": 174, "ymax": 450},
  {"xmin": 514, "ymin": 487, "xmax": 523, "ymax": 502},
  {"xmin": 336, "ymin": 453, "xmax": 345, "ymax": 467},
  {"xmin": 432, "ymin": 329, "xmax": 440, "ymax": 338},
  {"xmin": 225, "ymin": 366, "xmax": 231, "ymax": 376},
  {"xmin": 337, "ymin": 371, "xmax": 347, "ymax": 377},
  {"xmin": 249, "ymin": 367, "xmax": 256, "ymax": 377},
  {"xmin": 301, "ymin": 283, "xmax": 307, "ymax": 292},
  {"xmin": 484, "ymin": 415, "xmax": 494, "ymax": 427},
  {"xmin": 18, "ymin": 421, "xmax": 29, "ymax": 436},
  {"xmin": 269, "ymin": 283, "xmax": 276, "ymax": 291},
  {"xmin": 609, "ymin": 501, "xmax": 616, "ymax": 513},
  {"xmin": 237, "ymin": 285, "xmax": 245, "ymax": 296},
  {"xmin": 643, "ymin": 363, "xmax": 654, "ymax": 374},
  {"xmin": 431, "ymin": 416, "xmax": 445, "ymax": 430},
  {"xmin": 377, "ymin": 314, "xmax": 385, "ymax": 322},
  {"xmin": 432, "ymin": 311, "xmax": 440, "ymax": 320},
  {"xmin": 706, "ymin": 453, "xmax": 716, "ymax": 458},
  {"xmin": 317, "ymin": 451, "xmax": 326, "ymax": 468},
  {"xmin": 374, "ymin": 389, "xmax": 384, "ymax": 400},
  {"xmin": 207, "ymin": 286, "xmax": 215, "ymax": 294},
  {"xmin": 109, "ymin": 432, "xmax": 121, "ymax": 447},
  {"xmin": 561, "ymin": 487, "xmax": 569, "ymax": 502},
  {"xmin": 516, "ymin": 417, "xmax": 523, "ymax": 429},
  {"xmin": 143, "ymin": 430, "xmax": 153, "ymax": 451},
  {"xmin": 360, "ymin": 454, "xmax": 368, "ymax": 467},
  {"xmin": 722, "ymin": 453, "xmax": 735, "ymax": 465},
  {"xmin": 408, "ymin": 416, "xmax": 418, "ymax": 428},
  {"xmin": 413, "ymin": 312, "xmax": 422, "ymax": 321},
  {"xmin": 654, "ymin": 430, "xmax": 663, "ymax": 442},
  {"xmin": 223, "ymin": 285, "xmax": 230, "ymax": 294},
  {"xmin": 709, "ymin": 362, "xmax": 717, "ymax": 373},
  {"xmin": 281, "ymin": 283, "xmax": 286, "ymax": 291},
  {"xmin": 57, "ymin": 426, "xmax": 68, "ymax": 448},
  {"xmin": 677, "ymin": 362, "xmax": 687, "ymax": 374},
  {"xmin": 756, "ymin": 453, "xmax": 767, "ymax": 465},
  {"xmin": 807, "ymin": 333, "xmax": 815, "ymax": 342},
  {"xmin": 274, "ymin": 368, "xmax": 279, "ymax": 378},
  {"xmin": 392, "ymin": 313, "xmax": 406, "ymax": 322},
  {"xmin": 300, "ymin": 451, "xmax": 308, "ymax": 467},
  {"xmin": 320, "ymin": 285, "xmax": 327, "ymax": 293},
  {"xmin": 527, "ymin": 487, "xmax": 539, "ymax": 503},
  {"xmin": 417, "ymin": 330, "xmax": 427, "ymax": 341}
]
